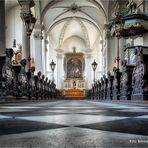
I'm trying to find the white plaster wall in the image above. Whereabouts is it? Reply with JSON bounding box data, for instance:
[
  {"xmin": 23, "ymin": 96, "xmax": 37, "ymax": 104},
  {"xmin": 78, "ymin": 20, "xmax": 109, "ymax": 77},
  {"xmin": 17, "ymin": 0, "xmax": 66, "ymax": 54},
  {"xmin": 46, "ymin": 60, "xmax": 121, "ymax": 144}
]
[
  {"xmin": 61, "ymin": 36, "xmax": 86, "ymax": 53},
  {"xmin": 143, "ymin": 33, "xmax": 148, "ymax": 46},
  {"xmin": 46, "ymin": 37, "xmax": 51, "ymax": 79},
  {"xmin": 144, "ymin": 0, "xmax": 148, "ymax": 13},
  {"xmin": 6, "ymin": 5, "xmax": 23, "ymax": 50},
  {"xmin": 93, "ymin": 37, "xmax": 102, "ymax": 79},
  {"xmin": 49, "ymin": 22, "xmax": 66, "ymax": 49},
  {"xmin": 107, "ymin": 37, "xmax": 125, "ymax": 73},
  {"xmin": 107, "ymin": 37, "xmax": 116, "ymax": 74},
  {"xmin": 32, "ymin": 37, "xmax": 42, "ymax": 74},
  {"xmin": 48, "ymin": 38, "xmax": 57, "ymax": 83},
  {"xmin": 42, "ymin": 30, "xmax": 46, "ymax": 76},
  {"xmin": 119, "ymin": 38, "xmax": 126, "ymax": 71}
]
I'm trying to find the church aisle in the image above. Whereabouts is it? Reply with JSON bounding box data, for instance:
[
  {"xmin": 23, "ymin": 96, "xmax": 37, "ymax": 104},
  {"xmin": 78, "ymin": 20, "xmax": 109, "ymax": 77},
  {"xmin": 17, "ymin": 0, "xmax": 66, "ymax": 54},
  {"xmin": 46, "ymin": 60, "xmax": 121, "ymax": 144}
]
[{"xmin": 0, "ymin": 100, "xmax": 148, "ymax": 148}]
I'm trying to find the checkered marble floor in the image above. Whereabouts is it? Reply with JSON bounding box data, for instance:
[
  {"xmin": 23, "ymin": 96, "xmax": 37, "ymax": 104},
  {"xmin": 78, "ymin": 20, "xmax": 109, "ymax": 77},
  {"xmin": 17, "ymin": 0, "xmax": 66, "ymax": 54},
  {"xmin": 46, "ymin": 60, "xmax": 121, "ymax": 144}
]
[{"xmin": 0, "ymin": 100, "xmax": 148, "ymax": 147}]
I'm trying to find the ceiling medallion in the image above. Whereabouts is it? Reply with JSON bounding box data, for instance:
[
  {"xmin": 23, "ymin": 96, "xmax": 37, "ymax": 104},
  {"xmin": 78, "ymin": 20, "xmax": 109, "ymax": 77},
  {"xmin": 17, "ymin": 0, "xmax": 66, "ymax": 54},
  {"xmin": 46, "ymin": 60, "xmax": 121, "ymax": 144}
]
[{"xmin": 69, "ymin": 3, "xmax": 81, "ymax": 13}]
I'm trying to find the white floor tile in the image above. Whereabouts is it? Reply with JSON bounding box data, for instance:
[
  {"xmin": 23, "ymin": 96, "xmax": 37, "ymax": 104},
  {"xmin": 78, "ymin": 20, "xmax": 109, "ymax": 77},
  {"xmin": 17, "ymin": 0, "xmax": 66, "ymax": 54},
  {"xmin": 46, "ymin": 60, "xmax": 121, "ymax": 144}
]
[
  {"xmin": 0, "ymin": 109, "xmax": 30, "ymax": 113},
  {"xmin": 0, "ymin": 106, "xmax": 41, "ymax": 109},
  {"xmin": 17, "ymin": 114, "xmax": 129, "ymax": 126},
  {"xmin": 44, "ymin": 109, "xmax": 105, "ymax": 114},
  {"xmin": 135, "ymin": 115, "xmax": 148, "ymax": 119},
  {"xmin": 0, "ymin": 115, "xmax": 11, "ymax": 119}
]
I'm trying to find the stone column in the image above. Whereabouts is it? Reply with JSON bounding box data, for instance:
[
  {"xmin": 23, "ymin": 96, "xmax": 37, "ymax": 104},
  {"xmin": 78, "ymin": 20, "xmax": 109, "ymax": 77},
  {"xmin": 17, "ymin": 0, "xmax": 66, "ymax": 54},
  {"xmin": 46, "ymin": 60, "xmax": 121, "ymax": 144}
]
[
  {"xmin": 56, "ymin": 53, "xmax": 63, "ymax": 89},
  {"xmin": 22, "ymin": 25, "xmax": 28, "ymax": 59},
  {"xmin": 119, "ymin": 38, "xmax": 126, "ymax": 71},
  {"xmin": 32, "ymin": 29, "xmax": 43, "ymax": 74},
  {"xmin": 85, "ymin": 54, "xmax": 92, "ymax": 89},
  {"xmin": 42, "ymin": 29, "xmax": 46, "ymax": 75},
  {"xmin": 0, "ymin": 0, "xmax": 5, "ymax": 55},
  {"xmin": 18, "ymin": 0, "xmax": 35, "ymax": 59}
]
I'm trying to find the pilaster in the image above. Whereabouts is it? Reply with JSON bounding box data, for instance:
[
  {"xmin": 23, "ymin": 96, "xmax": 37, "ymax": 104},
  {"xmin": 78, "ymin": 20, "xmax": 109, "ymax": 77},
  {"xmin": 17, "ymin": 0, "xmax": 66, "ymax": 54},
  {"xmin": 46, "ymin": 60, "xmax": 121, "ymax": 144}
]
[
  {"xmin": 85, "ymin": 53, "xmax": 92, "ymax": 89},
  {"xmin": 0, "ymin": 0, "xmax": 5, "ymax": 55},
  {"xmin": 56, "ymin": 52, "xmax": 63, "ymax": 89},
  {"xmin": 32, "ymin": 28, "xmax": 43, "ymax": 74}
]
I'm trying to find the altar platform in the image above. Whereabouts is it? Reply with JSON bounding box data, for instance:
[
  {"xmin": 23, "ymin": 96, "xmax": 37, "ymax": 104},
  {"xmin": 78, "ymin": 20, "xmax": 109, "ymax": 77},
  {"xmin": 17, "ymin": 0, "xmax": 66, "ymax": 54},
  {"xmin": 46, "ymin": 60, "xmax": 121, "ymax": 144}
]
[{"xmin": 63, "ymin": 89, "xmax": 86, "ymax": 99}]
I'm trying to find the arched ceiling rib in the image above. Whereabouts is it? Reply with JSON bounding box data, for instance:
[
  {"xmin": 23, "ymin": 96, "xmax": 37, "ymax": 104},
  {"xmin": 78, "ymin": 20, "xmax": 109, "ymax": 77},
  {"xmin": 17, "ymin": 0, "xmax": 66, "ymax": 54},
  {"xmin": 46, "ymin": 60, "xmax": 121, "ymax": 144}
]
[
  {"xmin": 46, "ymin": 16, "xmax": 102, "ymax": 38},
  {"xmin": 5, "ymin": 0, "xmax": 18, "ymax": 11},
  {"xmin": 41, "ymin": 0, "xmax": 107, "ymax": 41},
  {"xmin": 59, "ymin": 19, "xmax": 71, "ymax": 49},
  {"xmin": 41, "ymin": 0, "xmax": 107, "ymax": 21},
  {"xmin": 61, "ymin": 35, "xmax": 87, "ymax": 53},
  {"xmin": 58, "ymin": 18, "xmax": 90, "ymax": 49},
  {"xmin": 39, "ymin": 0, "xmax": 108, "ymax": 53},
  {"xmin": 49, "ymin": 18, "xmax": 100, "ymax": 51}
]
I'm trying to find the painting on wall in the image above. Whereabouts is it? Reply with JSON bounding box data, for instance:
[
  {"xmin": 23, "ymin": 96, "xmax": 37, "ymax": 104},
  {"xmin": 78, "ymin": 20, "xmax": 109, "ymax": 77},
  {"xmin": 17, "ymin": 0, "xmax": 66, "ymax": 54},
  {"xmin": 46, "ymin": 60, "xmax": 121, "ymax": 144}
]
[
  {"xmin": 67, "ymin": 58, "xmax": 82, "ymax": 78},
  {"xmin": 64, "ymin": 49, "xmax": 85, "ymax": 79},
  {"xmin": 124, "ymin": 47, "xmax": 136, "ymax": 65}
]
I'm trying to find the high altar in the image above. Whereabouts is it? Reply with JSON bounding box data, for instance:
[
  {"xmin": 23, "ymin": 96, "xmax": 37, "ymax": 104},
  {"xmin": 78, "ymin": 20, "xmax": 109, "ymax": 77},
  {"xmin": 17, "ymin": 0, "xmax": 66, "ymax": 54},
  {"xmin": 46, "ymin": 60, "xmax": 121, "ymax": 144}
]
[{"xmin": 63, "ymin": 48, "xmax": 86, "ymax": 98}]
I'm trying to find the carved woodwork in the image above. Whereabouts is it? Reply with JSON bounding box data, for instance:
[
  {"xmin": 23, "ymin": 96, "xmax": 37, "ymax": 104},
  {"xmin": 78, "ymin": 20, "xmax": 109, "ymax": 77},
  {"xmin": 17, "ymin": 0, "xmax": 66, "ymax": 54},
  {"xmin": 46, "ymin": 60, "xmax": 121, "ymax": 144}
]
[
  {"xmin": 26, "ymin": 67, "xmax": 35, "ymax": 99},
  {"xmin": 13, "ymin": 50, "xmax": 22, "ymax": 64},
  {"xmin": 34, "ymin": 71, "xmax": 41, "ymax": 100},
  {"xmin": 97, "ymin": 80, "xmax": 101, "ymax": 100},
  {"xmin": 0, "ymin": 55, "xmax": 6, "ymax": 98},
  {"xmin": 91, "ymin": 84, "xmax": 95, "ymax": 99},
  {"xmin": 100, "ymin": 78, "xmax": 104, "ymax": 99},
  {"xmin": 120, "ymin": 14, "xmax": 148, "ymax": 37},
  {"xmin": 18, "ymin": 59, "xmax": 28, "ymax": 98},
  {"xmin": 50, "ymin": 81, "xmax": 56, "ymax": 99},
  {"xmin": 2, "ymin": 48, "xmax": 15, "ymax": 97},
  {"xmin": 13, "ymin": 64, "xmax": 21, "ymax": 98},
  {"xmin": 131, "ymin": 46, "xmax": 148, "ymax": 100},
  {"xmin": 112, "ymin": 68, "xmax": 122, "ymax": 100},
  {"xmin": 103, "ymin": 75, "xmax": 108, "ymax": 99},
  {"xmin": 44, "ymin": 77, "xmax": 48, "ymax": 99},
  {"xmin": 40, "ymin": 75, "xmax": 45, "ymax": 99},
  {"xmin": 107, "ymin": 72, "xmax": 114, "ymax": 100},
  {"xmin": 120, "ymin": 60, "xmax": 135, "ymax": 100},
  {"xmin": 48, "ymin": 80, "xmax": 52, "ymax": 99}
]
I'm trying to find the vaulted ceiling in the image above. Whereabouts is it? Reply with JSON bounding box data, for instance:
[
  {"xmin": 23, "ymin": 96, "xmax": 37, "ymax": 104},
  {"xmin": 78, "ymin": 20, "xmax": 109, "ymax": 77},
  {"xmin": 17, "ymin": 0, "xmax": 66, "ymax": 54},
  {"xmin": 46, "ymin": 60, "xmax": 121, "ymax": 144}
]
[
  {"xmin": 41, "ymin": 0, "xmax": 107, "ymax": 35},
  {"xmin": 5, "ymin": 0, "xmax": 111, "ymax": 52},
  {"xmin": 39, "ymin": 0, "xmax": 109, "ymax": 52}
]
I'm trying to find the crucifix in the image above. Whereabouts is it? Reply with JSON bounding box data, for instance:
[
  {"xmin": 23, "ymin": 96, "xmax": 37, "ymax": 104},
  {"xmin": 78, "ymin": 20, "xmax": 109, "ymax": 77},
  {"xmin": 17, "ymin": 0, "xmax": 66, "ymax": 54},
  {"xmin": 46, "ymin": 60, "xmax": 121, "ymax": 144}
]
[{"xmin": 72, "ymin": 47, "xmax": 76, "ymax": 54}]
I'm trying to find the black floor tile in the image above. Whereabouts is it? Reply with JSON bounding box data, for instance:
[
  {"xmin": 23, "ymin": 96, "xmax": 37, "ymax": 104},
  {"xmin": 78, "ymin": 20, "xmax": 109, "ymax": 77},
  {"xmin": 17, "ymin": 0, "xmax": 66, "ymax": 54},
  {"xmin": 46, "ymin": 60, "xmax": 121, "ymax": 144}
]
[
  {"xmin": 78, "ymin": 118, "xmax": 148, "ymax": 136},
  {"xmin": 0, "ymin": 118, "xmax": 67, "ymax": 135},
  {"xmin": 80, "ymin": 110, "xmax": 148, "ymax": 117}
]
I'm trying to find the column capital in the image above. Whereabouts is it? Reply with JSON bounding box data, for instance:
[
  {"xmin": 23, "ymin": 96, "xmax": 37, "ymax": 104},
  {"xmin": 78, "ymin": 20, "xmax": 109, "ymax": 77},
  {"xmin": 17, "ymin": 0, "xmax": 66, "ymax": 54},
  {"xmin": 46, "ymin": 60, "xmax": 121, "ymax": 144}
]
[
  {"xmin": 84, "ymin": 49, "xmax": 93, "ymax": 53},
  {"xmin": 45, "ymin": 40, "xmax": 49, "ymax": 45},
  {"xmin": 19, "ymin": 0, "xmax": 35, "ymax": 24},
  {"xmin": 55, "ymin": 48, "xmax": 64, "ymax": 53},
  {"xmin": 56, "ymin": 53, "xmax": 63, "ymax": 59},
  {"xmin": 85, "ymin": 53, "xmax": 92, "ymax": 59},
  {"xmin": 33, "ymin": 30, "xmax": 43, "ymax": 40},
  {"xmin": 34, "ymin": 21, "xmax": 44, "ymax": 30},
  {"xmin": 18, "ymin": 0, "xmax": 35, "ymax": 9}
]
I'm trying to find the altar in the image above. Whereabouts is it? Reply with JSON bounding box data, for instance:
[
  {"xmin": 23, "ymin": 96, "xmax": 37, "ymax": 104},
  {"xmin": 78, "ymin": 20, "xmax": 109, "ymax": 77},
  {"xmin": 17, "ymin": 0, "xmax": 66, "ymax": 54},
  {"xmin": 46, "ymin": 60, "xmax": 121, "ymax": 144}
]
[
  {"xmin": 63, "ymin": 47, "xmax": 86, "ymax": 98},
  {"xmin": 64, "ymin": 89, "xmax": 85, "ymax": 98}
]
